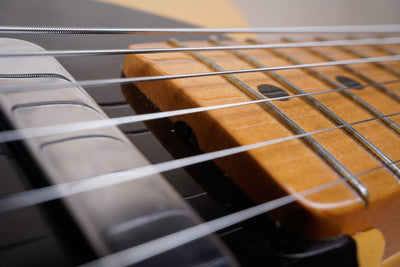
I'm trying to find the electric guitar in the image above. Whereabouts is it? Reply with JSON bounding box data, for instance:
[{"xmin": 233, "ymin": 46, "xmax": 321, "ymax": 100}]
[{"xmin": 1, "ymin": 1, "xmax": 400, "ymax": 266}]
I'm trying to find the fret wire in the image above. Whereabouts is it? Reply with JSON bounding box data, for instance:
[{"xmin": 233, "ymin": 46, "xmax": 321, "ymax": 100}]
[
  {"xmin": 1, "ymin": 80, "xmax": 398, "ymax": 144},
  {"xmin": 2, "ymin": 55, "xmax": 400, "ymax": 94},
  {"xmin": 207, "ymin": 37, "xmax": 369, "ymax": 203},
  {"xmin": 281, "ymin": 37, "xmax": 400, "ymax": 136},
  {"xmin": 374, "ymin": 44, "xmax": 400, "ymax": 57},
  {"xmin": 312, "ymin": 37, "xmax": 400, "ymax": 111},
  {"xmin": 264, "ymin": 39, "xmax": 400, "ymax": 178},
  {"xmin": 1, "ymin": 37, "xmax": 400, "ymax": 58},
  {"xmin": 318, "ymin": 36, "xmax": 400, "ymax": 77},
  {"xmin": 80, "ymin": 155, "xmax": 400, "ymax": 267},
  {"xmin": 273, "ymin": 38, "xmax": 400, "ymax": 179},
  {"xmin": 1, "ymin": 111, "xmax": 399, "ymax": 214},
  {"xmin": 1, "ymin": 24, "xmax": 400, "ymax": 34},
  {"xmin": 360, "ymin": 41, "xmax": 400, "ymax": 78}
]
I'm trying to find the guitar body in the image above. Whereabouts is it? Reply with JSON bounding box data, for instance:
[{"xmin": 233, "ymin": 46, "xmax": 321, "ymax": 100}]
[{"xmin": 1, "ymin": 0, "xmax": 400, "ymax": 266}]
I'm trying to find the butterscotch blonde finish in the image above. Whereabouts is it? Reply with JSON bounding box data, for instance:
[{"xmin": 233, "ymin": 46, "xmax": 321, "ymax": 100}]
[
  {"xmin": 354, "ymin": 229, "xmax": 385, "ymax": 267},
  {"xmin": 123, "ymin": 40, "xmax": 400, "ymax": 260},
  {"xmin": 96, "ymin": 0, "xmax": 252, "ymax": 40}
]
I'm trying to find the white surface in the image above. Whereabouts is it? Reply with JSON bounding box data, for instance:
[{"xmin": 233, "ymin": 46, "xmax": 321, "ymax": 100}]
[{"xmin": 233, "ymin": 0, "xmax": 400, "ymax": 27}]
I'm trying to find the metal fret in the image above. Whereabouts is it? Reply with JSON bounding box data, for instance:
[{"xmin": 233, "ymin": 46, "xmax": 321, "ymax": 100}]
[
  {"xmin": 303, "ymin": 37, "xmax": 400, "ymax": 106},
  {"xmin": 168, "ymin": 38, "xmax": 370, "ymax": 204},
  {"xmin": 360, "ymin": 42, "xmax": 400, "ymax": 78},
  {"xmin": 374, "ymin": 44, "xmax": 400, "ymax": 57},
  {"xmin": 277, "ymin": 38, "xmax": 400, "ymax": 136},
  {"xmin": 257, "ymin": 39, "xmax": 400, "ymax": 179},
  {"xmin": 317, "ymin": 37, "xmax": 400, "ymax": 77}
]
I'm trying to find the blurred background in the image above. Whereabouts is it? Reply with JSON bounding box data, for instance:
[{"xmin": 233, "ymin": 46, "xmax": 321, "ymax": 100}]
[{"xmin": 233, "ymin": 0, "xmax": 400, "ymax": 27}]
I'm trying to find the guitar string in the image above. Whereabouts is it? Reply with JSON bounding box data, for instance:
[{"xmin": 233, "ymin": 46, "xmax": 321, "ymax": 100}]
[
  {"xmin": 0, "ymin": 79, "xmax": 399, "ymax": 144},
  {"xmin": 1, "ymin": 37, "xmax": 400, "ymax": 58},
  {"xmin": 81, "ymin": 160, "xmax": 400, "ymax": 267},
  {"xmin": 2, "ymin": 55, "xmax": 400, "ymax": 94},
  {"xmin": 1, "ymin": 24, "xmax": 400, "ymax": 34},
  {"xmin": 0, "ymin": 110, "xmax": 399, "ymax": 214}
]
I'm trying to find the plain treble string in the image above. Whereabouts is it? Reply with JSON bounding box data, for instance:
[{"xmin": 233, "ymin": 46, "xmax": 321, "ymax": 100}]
[
  {"xmin": 0, "ymin": 79, "xmax": 399, "ymax": 144},
  {"xmin": 0, "ymin": 37, "xmax": 400, "ymax": 58},
  {"xmin": 1, "ymin": 55, "xmax": 400, "ymax": 94}
]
